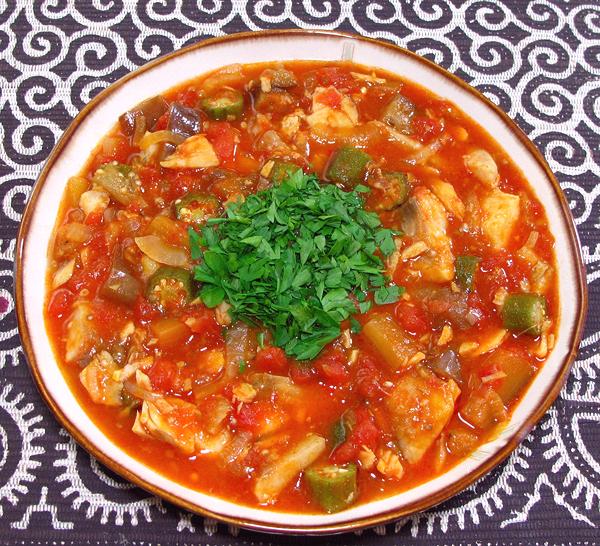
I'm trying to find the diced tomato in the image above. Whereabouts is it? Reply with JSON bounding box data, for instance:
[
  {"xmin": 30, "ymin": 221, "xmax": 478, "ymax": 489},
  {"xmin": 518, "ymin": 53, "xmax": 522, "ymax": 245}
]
[
  {"xmin": 316, "ymin": 87, "xmax": 342, "ymax": 109},
  {"xmin": 289, "ymin": 363, "xmax": 315, "ymax": 384},
  {"xmin": 314, "ymin": 346, "xmax": 349, "ymax": 384},
  {"xmin": 394, "ymin": 301, "xmax": 429, "ymax": 336},
  {"xmin": 355, "ymin": 353, "xmax": 384, "ymax": 399},
  {"xmin": 66, "ymin": 232, "xmax": 111, "ymax": 293},
  {"xmin": 183, "ymin": 307, "xmax": 222, "ymax": 346},
  {"xmin": 147, "ymin": 358, "xmax": 178, "ymax": 393},
  {"xmin": 84, "ymin": 210, "xmax": 104, "ymax": 226},
  {"xmin": 236, "ymin": 400, "xmax": 272, "ymax": 434},
  {"xmin": 154, "ymin": 111, "xmax": 169, "ymax": 131},
  {"xmin": 176, "ymin": 89, "xmax": 198, "ymax": 108},
  {"xmin": 47, "ymin": 288, "xmax": 74, "ymax": 320},
  {"xmin": 254, "ymin": 346, "xmax": 288, "ymax": 374},
  {"xmin": 331, "ymin": 407, "xmax": 380, "ymax": 464},
  {"xmin": 315, "ymin": 67, "xmax": 359, "ymax": 93},
  {"xmin": 412, "ymin": 116, "xmax": 443, "ymax": 143},
  {"xmin": 133, "ymin": 296, "xmax": 161, "ymax": 324},
  {"xmin": 206, "ymin": 121, "xmax": 236, "ymax": 162}
]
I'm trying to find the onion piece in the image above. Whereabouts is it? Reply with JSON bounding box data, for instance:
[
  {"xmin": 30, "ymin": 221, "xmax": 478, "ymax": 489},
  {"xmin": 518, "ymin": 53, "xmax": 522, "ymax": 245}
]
[
  {"xmin": 134, "ymin": 235, "xmax": 189, "ymax": 267},
  {"xmin": 123, "ymin": 380, "xmax": 163, "ymax": 402},
  {"xmin": 225, "ymin": 321, "xmax": 252, "ymax": 379},
  {"xmin": 407, "ymin": 133, "xmax": 451, "ymax": 164},
  {"xmin": 139, "ymin": 130, "xmax": 185, "ymax": 151}
]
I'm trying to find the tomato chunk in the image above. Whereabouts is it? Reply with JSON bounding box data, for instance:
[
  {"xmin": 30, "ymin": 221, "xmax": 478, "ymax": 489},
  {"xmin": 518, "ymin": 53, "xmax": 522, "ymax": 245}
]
[
  {"xmin": 47, "ymin": 288, "xmax": 74, "ymax": 320},
  {"xmin": 206, "ymin": 121, "xmax": 237, "ymax": 162},
  {"xmin": 331, "ymin": 407, "xmax": 380, "ymax": 464},
  {"xmin": 254, "ymin": 346, "xmax": 288, "ymax": 373},
  {"xmin": 314, "ymin": 346, "xmax": 349, "ymax": 384},
  {"xmin": 394, "ymin": 301, "xmax": 429, "ymax": 336}
]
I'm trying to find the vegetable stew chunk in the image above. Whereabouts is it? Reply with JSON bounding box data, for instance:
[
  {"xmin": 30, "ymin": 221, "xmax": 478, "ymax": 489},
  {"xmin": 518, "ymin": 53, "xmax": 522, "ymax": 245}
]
[
  {"xmin": 133, "ymin": 397, "xmax": 202, "ymax": 455},
  {"xmin": 254, "ymin": 433, "xmax": 326, "ymax": 503},
  {"xmin": 79, "ymin": 351, "xmax": 123, "ymax": 406},
  {"xmin": 480, "ymin": 189, "xmax": 520, "ymax": 250},
  {"xmin": 386, "ymin": 366, "xmax": 460, "ymax": 464},
  {"xmin": 402, "ymin": 187, "xmax": 454, "ymax": 282}
]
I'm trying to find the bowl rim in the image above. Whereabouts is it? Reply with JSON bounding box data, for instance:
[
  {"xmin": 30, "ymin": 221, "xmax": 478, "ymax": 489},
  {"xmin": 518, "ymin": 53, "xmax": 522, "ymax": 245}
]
[{"xmin": 14, "ymin": 28, "xmax": 588, "ymax": 535}]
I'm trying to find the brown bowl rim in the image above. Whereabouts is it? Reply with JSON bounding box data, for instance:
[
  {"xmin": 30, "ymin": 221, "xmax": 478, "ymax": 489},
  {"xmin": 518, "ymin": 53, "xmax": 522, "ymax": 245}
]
[{"xmin": 14, "ymin": 28, "xmax": 588, "ymax": 535}]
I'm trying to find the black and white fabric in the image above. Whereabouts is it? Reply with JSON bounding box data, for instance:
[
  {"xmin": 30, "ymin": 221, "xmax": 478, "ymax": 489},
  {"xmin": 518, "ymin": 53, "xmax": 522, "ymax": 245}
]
[{"xmin": 0, "ymin": 1, "xmax": 598, "ymax": 545}]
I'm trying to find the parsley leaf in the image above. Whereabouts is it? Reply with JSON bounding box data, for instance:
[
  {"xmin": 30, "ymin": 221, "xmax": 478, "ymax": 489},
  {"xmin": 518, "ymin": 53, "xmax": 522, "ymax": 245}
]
[{"xmin": 190, "ymin": 172, "xmax": 403, "ymax": 360}]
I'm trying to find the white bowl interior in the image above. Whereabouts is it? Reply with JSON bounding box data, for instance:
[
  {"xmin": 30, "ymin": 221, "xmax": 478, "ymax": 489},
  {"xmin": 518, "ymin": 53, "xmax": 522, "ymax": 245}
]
[{"xmin": 22, "ymin": 33, "xmax": 581, "ymax": 529}]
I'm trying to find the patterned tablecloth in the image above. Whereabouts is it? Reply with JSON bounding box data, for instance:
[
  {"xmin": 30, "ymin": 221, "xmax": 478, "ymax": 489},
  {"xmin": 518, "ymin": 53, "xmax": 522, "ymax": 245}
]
[{"xmin": 1, "ymin": 1, "xmax": 598, "ymax": 544}]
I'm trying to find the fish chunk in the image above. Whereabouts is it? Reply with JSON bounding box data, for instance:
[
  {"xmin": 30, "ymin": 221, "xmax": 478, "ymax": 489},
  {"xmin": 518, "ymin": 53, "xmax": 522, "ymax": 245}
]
[
  {"xmin": 161, "ymin": 134, "xmax": 220, "ymax": 169},
  {"xmin": 65, "ymin": 300, "xmax": 97, "ymax": 363},
  {"xmin": 79, "ymin": 351, "xmax": 122, "ymax": 406},
  {"xmin": 132, "ymin": 397, "xmax": 202, "ymax": 455},
  {"xmin": 481, "ymin": 189, "xmax": 520, "ymax": 250},
  {"xmin": 386, "ymin": 366, "xmax": 460, "ymax": 464},
  {"xmin": 306, "ymin": 86, "xmax": 358, "ymax": 130},
  {"xmin": 464, "ymin": 149, "xmax": 499, "ymax": 188},
  {"xmin": 402, "ymin": 186, "xmax": 454, "ymax": 282}
]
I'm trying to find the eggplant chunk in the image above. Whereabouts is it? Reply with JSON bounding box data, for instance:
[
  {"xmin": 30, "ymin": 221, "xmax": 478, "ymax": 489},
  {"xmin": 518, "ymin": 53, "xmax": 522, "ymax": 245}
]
[
  {"xmin": 381, "ymin": 94, "xmax": 415, "ymax": 134},
  {"xmin": 119, "ymin": 95, "xmax": 169, "ymax": 139},
  {"xmin": 400, "ymin": 187, "xmax": 454, "ymax": 283},
  {"xmin": 167, "ymin": 102, "xmax": 202, "ymax": 137},
  {"xmin": 100, "ymin": 257, "xmax": 141, "ymax": 305},
  {"xmin": 386, "ymin": 366, "xmax": 460, "ymax": 464},
  {"xmin": 92, "ymin": 162, "xmax": 146, "ymax": 207}
]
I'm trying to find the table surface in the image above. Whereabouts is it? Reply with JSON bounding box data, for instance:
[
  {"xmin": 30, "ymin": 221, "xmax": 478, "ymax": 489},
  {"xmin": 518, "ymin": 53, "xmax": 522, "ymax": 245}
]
[{"xmin": 1, "ymin": 1, "xmax": 599, "ymax": 545}]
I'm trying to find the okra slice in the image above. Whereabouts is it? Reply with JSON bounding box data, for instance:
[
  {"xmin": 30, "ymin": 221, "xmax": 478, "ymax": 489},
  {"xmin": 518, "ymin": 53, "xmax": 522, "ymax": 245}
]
[
  {"xmin": 305, "ymin": 464, "xmax": 358, "ymax": 513},
  {"xmin": 147, "ymin": 266, "xmax": 192, "ymax": 308},
  {"xmin": 326, "ymin": 146, "xmax": 371, "ymax": 186},
  {"xmin": 371, "ymin": 171, "xmax": 410, "ymax": 211},
  {"xmin": 501, "ymin": 293, "xmax": 547, "ymax": 336},
  {"xmin": 455, "ymin": 255, "xmax": 480, "ymax": 291},
  {"xmin": 200, "ymin": 88, "xmax": 244, "ymax": 120},
  {"xmin": 174, "ymin": 191, "xmax": 221, "ymax": 226},
  {"xmin": 92, "ymin": 162, "xmax": 145, "ymax": 207},
  {"xmin": 263, "ymin": 159, "xmax": 301, "ymax": 184}
]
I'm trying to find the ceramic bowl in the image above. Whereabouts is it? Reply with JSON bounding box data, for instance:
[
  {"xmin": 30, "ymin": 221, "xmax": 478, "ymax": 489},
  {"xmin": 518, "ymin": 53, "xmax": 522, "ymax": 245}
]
[{"xmin": 15, "ymin": 30, "xmax": 587, "ymax": 534}]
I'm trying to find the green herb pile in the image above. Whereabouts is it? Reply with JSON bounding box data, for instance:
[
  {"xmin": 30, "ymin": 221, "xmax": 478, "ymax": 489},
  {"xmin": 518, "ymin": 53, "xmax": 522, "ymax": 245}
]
[{"xmin": 189, "ymin": 170, "xmax": 403, "ymax": 360}]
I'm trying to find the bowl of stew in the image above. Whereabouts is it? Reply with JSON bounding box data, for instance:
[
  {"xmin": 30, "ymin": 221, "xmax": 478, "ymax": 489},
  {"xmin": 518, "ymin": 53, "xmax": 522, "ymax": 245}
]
[{"xmin": 16, "ymin": 30, "xmax": 586, "ymax": 533}]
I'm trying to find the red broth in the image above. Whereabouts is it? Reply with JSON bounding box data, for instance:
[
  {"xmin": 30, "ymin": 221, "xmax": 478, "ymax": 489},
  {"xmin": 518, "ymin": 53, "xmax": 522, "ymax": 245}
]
[{"xmin": 45, "ymin": 61, "xmax": 557, "ymax": 514}]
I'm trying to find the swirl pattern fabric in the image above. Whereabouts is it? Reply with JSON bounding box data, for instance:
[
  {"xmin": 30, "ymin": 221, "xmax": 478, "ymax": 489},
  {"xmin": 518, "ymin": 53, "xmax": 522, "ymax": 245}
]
[{"xmin": 0, "ymin": 1, "xmax": 598, "ymax": 544}]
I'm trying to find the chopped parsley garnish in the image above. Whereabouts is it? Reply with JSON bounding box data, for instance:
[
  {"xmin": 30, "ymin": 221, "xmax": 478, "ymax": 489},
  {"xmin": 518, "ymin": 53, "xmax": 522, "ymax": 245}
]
[{"xmin": 189, "ymin": 170, "xmax": 403, "ymax": 360}]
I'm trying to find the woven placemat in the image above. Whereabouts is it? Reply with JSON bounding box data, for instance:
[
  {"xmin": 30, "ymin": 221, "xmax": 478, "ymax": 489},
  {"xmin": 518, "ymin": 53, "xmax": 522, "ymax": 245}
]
[{"xmin": 1, "ymin": 1, "xmax": 598, "ymax": 544}]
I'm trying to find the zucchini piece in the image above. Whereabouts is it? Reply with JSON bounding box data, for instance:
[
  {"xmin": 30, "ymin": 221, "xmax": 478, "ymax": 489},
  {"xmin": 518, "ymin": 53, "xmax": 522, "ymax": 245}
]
[
  {"xmin": 147, "ymin": 266, "xmax": 192, "ymax": 309},
  {"xmin": 92, "ymin": 162, "xmax": 145, "ymax": 207},
  {"xmin": 201, "ymin": 88, "xmax": 244, "ymax": 120},
  {"xmin": 174, "ymin": 192, "xmax": 221, "ymax": 226},
  {"xmin": 326, "ymin": 146, "xmax": 371, "ymax": 186},
  {"xmin": 455, "ymin": 255, "xmax": 480, "ymax": 291},
  {"xmin": 381, "ymin": 94, "xmax": 415, "ymax": 134},
  {"xmin": 305, "ymin": 464, "xmax": 358, "ymax": 513},
  {"xmin": 371, "ymin": 172, "xmax": 410, "ymax": 211},
  {"xmin": 501, "ymin": 293, "xmax": 547, "ymax": 336}
]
